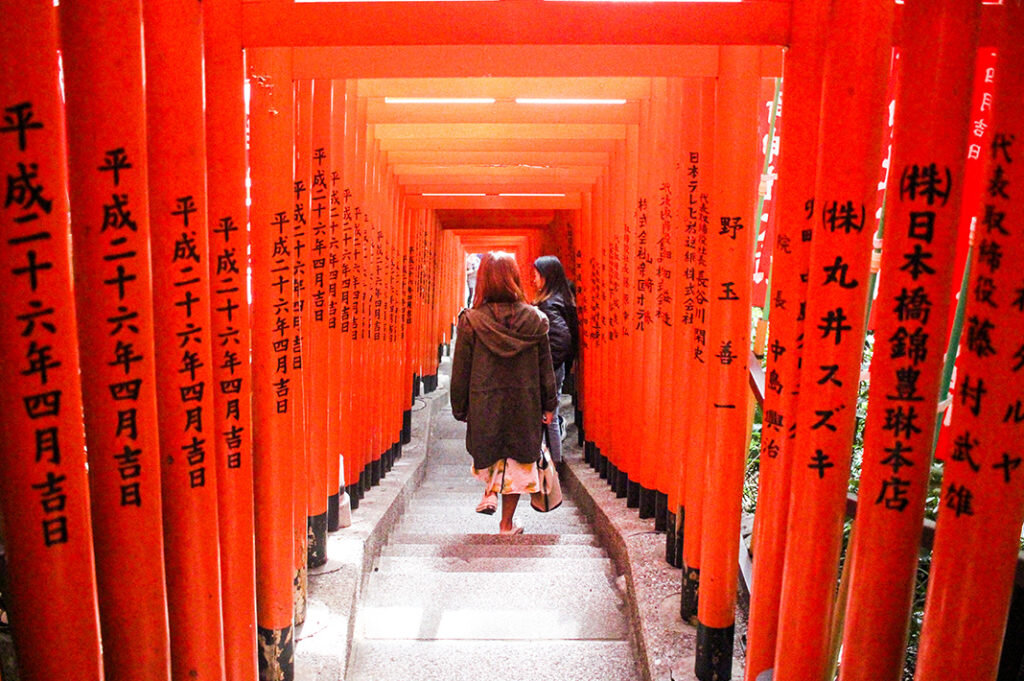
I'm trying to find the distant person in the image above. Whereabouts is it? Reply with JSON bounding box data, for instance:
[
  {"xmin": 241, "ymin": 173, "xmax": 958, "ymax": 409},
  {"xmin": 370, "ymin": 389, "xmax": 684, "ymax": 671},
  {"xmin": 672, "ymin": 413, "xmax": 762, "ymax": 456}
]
[
  {"xmin": 450, "ymin": 252, "xmax": 558, "ymax": 535},
  {"xmin": 532, "ymin": 255, "xmax": 578, "ymax": 463},
  {"xmin": 465, "ymin": 252, "xmax": 480, "ymax": 307}
]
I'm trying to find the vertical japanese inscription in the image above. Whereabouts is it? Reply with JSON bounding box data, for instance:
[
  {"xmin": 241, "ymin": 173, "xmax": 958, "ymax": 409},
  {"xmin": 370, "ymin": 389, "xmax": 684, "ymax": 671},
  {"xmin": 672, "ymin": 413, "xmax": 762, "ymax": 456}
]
[
  {"xmin": 212, "ymin": 211, "xmax": 245, "ymax": 470},
  {"xmin": 3, "ymin": 101, "xmax": 74, "ymax": 542}
]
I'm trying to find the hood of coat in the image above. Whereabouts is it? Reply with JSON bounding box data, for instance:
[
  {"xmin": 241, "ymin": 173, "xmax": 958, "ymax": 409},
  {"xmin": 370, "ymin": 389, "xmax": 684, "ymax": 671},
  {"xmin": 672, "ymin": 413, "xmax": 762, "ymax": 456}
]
[{"xmin": 463, "ymin": 302, "xmax": 550, "ymax": 358}]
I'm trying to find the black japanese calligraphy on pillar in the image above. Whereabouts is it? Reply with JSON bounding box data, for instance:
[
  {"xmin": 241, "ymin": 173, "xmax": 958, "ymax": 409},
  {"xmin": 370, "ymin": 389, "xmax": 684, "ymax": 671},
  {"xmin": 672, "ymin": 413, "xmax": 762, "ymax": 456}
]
[
  {"xmin": 657, "ymin": 182, "xmax": 674, "ymax": 326},
  {"xmin": 3, "ymin": 101, "xmax": 75, "ymax": 542},
  {"xmin": 211, "ymin": 211, "xmax": 245, "ymax": 470}
]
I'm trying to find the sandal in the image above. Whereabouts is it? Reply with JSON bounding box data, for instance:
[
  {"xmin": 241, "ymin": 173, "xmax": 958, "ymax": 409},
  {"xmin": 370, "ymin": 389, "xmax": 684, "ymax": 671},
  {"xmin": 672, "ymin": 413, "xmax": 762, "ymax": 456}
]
[
  {"xmin": 476, "ymin": 492, "xmax": 497, "ymax": 515},
  {"xmin": 499, "ymin": 523, "xmax": 524, "ymax": 536}
]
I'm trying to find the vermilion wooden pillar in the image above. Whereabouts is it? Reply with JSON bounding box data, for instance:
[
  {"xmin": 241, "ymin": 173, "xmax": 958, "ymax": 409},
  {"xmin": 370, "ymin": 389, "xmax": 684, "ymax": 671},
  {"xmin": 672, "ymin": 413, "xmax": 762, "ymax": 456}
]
[
  {"xmin": 59, "ymin": 0, "xmax": 171, "ymax": 678},
  {"xmin": 839, "ymin": 1, "xmax": 980, "ymax": 680},
  {"xmin": 743, "ymin": 0, "xmax": 827, "ymax": 677},
  {"xmin": 659, "ymin": 78, "xmax": 683, "ymax": 543},
  {"xmin": 638, "ymin": 91, "xmax": 665, "ymax": 519},
  {"xmin": 696, "ymin": 46, "xmax": 761, "ymax": 681},
  {"xmin": 914, "ymin": 5, "xmax": 1024, "ymax": 679},
  {"xmin": 327, "ymin": 79, "xmax": 348, "ymax": 530},
  {"xmin": 292, "ymin": 79, "xmax": 313, "ymax": 624},
  {"xmin": 341, "ymin": 80, "xmax": 360, "ymax": 509},
  {"xmin": 773, "ymin": 1, "xmax": 895, "ymax": 678},
  {"xmin": 669, "ymin": 77, "xmax": 704, "ymax": 568},
  {"xmin": 0, "ymin": 4, "xmax": 103, "ymax": 679},
  {"xmin": 681, "ymin": 77, "xmax": 716, "ymax": 622},
  {"xmin": 248, "ymin": 46, "xmax": 296, "ymax": 681},
  {"xmin": 306, "ymin": 78, "xmax": 332, "ymax": 560},
  {"xmin": 203, "ymin": 1, "xmax": 258, "ymax": 678},
  {"xmin": 142, "ymin": 0, "xmax": 227, "ymax": 677}
]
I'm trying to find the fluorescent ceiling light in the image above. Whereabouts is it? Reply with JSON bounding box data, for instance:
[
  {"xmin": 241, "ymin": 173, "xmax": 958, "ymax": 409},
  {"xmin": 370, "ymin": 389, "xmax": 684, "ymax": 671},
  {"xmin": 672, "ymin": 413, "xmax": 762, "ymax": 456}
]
[
  {"xmin": 385, "ymin": 97, "xmax": 496, "ymax": 104},
  {"xmin": 420, "ymin": 193, "xmax": 487, "ymax": 197},
  {"xmin": 515, "ymin": 98, "xmax": 627, "ymax": 105},
  {"xmin": 499, "ymin": 193, "xmax": 566, "ymax": 197}
]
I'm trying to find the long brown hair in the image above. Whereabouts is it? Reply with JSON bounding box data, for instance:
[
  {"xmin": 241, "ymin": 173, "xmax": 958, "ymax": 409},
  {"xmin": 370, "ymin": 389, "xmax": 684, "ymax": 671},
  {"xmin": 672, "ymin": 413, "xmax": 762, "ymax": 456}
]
[
  {"xmin": 472, "ymin": 251, "xmax": 526, "ymax": 308},
  {"xmin": 533, "ymin": 255, "xmax": 575, "ymax": 305}
]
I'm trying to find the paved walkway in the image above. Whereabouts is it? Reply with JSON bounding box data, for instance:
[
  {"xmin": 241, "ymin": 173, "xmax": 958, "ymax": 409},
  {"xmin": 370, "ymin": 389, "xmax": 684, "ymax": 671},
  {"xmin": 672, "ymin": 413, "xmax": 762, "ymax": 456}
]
[{"xmin": 347, "ymin": 367, "xmax": 642, "ymax": 681}]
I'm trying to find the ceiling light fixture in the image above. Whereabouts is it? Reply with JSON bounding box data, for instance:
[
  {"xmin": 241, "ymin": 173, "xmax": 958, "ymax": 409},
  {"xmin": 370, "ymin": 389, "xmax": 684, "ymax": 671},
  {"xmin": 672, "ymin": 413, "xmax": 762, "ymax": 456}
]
[
  {"xmin": 385, "ymin": 97, "xmax": 496, "ymax": 104},
  {"xmin": 514, "ymin": 98, "xmax": 627, "ymax": 105}
]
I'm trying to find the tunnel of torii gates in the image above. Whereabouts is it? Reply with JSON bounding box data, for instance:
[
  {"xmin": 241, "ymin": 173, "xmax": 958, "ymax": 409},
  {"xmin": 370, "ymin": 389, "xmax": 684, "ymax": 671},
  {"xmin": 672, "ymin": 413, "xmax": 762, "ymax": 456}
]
[{"xmin": 1, "ymin": 0, "xmax": 1023, "ymax": 680}]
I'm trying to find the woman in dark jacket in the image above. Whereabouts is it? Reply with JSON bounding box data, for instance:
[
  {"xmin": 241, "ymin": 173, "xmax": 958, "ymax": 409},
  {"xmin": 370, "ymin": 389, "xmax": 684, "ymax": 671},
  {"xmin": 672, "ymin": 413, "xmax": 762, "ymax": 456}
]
[
  {"xmin": 450, "ymin": 252, "xmax": 558, "ymax": 534},
  {"xmin": 532, "ymin": 255, "xmax": 578, "ymax": 464}
]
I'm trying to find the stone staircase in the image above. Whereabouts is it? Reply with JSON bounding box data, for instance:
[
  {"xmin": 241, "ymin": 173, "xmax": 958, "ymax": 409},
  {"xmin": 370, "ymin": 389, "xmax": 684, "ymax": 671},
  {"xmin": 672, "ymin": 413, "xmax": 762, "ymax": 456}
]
[{"xmin": 347, "ymin": 385, "xmax": 642, "ymax": 681}]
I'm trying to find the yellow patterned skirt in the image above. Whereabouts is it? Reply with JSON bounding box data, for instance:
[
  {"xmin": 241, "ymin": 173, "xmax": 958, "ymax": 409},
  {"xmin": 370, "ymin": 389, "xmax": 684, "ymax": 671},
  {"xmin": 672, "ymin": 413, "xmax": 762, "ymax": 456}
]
[{"xmin": 472, "ymin": 458, "xmax": 540, "ymax": 496}]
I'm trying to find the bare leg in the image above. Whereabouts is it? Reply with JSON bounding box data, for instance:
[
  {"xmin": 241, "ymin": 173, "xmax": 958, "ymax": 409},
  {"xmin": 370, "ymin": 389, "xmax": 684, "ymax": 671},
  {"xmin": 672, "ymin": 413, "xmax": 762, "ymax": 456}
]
[{"xmin": 499, "ymin": 494, "xmax": 520, "ymax": 532}]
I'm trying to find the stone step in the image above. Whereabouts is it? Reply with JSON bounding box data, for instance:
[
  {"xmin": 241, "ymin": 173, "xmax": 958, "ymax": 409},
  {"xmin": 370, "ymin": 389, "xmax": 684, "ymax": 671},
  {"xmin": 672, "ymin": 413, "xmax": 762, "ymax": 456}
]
[
  {"xmin": 375, "ymin": 555, "xmax": 613, "ymax": 574},
  {"xmin": 409, "ymin": 502, "xmax": 586, "ymax": 519},
  {"xmin": 387, "ymin": 532, "xmax": 600, "ymax": 547},
  {"xmin": 348, "ymin": 640, "xmax": 640, "ymax": 681},
  {"xmin": 412, "ymin": 490, "xmax": 578, "ymax": 503},
  {"xmin": 381, "ymin": 543, "xmax": 608, "ymax": 560},
  {"xmin": 397, "ymin": 514, "xmax": 591, "ymax": 535},
  {"xmin": 357, "ymin": 572, "xmax": 629, "ymax": 640},
  {"xmin": 430, "ymin": 421, "xmax": 467, "ymax": 439}
]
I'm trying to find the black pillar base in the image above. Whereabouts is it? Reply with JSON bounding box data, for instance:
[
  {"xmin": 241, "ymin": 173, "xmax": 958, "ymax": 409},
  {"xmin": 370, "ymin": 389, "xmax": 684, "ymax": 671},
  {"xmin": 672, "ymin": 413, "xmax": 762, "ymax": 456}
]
[
  {"xmin": 347, "ymin": 484, "xmax": 360, "ymax": 510},
  {"xmin": 358, "ymin": 469, "xmax": 368, "ymax": 499},
  {"xmin": 695, "ymin": 623, "xmax": 734, "ymax": 681},
  {"xmin": 638, "ymin": 486, "xmax": 657, "ymax": 519},
  {"xmin": 437, "ymin": 343, "xmax": 444, "ymax": 364},
  {"xmin": 665, "ymin": 511, "xmax": 676, "ymax": 563},
  {"xmin": 257, "ymin": 625, "xmax": 294, "ymax": 681},
  {"xmin": 577, "ymin": 413, "xmax": 585, "ymax": 446},
  {"xmin": 327, "ymin": 493, "xmax": 341, "ymax": 532},
  {"xmin": 395, "ymin": 441, "xmax": 403, "ymax": 461},
  {"xmin": 626, "ymin": 479, "xmax": 641, "ymax": 508},
  {"xmin": 402, "ymin": 410, "xmax": 412, "ymax": 445},
  {"xmin": 615, "ymin": 470, "xmax": 628, "ymax": 498},
  {"xmin": 370, "ymin": 457, "xmax": 382, "ymax": 486},
  {"xmin": 584, "ymin": 440, "xmax": 595, "ymax": 465},
  {"xmin": 998, "ymin": 583, "xmax": 1024, "ymax": 681},
  {"xmin": 654, "ymin": 491, "xmax": 668, "ymax": 531},
  {"xmin": 681, "ymin": 564, "xmax": 700, "ymax": 622},
  {"xmin": 412, "ymin": 374, "xmax": 421, "ymax": 398},
  {"xmin": 307, "ymin": 512, "xmax": 328, "ymax": 568},
  {"xmin": 607, "ymin": 464, "xmax": 618, "ymax": 488},
  {"xmin": 596, "ymin": 450, "xmax": 608, "ymax": 479},
  {"xmin": 670, "ymin": 507, "xmax": 685, "ymax": 568}
]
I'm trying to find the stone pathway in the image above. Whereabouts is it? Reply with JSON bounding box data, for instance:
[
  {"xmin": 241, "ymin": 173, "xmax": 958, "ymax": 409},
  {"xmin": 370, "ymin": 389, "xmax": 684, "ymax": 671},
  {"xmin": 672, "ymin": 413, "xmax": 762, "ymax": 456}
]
[{"xmin": 347, "ymin": 367, "xmax": 642, "ymax": 681}]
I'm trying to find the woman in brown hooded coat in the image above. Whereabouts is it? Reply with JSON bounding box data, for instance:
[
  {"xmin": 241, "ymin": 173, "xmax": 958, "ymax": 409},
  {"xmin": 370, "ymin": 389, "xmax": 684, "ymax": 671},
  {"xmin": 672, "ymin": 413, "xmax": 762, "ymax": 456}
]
[{"xmin": 450, "ymin": 252, "xmax": 559, "ymax": 534}]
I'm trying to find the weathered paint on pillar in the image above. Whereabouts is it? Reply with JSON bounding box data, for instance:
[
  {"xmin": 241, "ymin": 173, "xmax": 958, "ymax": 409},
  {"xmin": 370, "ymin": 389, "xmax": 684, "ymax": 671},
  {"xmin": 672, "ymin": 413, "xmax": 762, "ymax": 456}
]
[
  {"xmin": 839, "ymin": 1, "xmax": 980, "ymax": 679},
  {"xmin": 915, "ymin": 5, "xmax": 1024, "ymax": 679},
  {"xmin": 695, "ymin": 46, "xmax": 761, "ymax": 681},
  {"xmin": 773, "ymin": 1, "xmax": 895, "ymax": 679},
  {"xmin": 743, "ymin": 0, "xmax": 827, "ymax": 677},
  {"xmin": 59, "ymin": 0, "xmax": 172, "ymax": 678},
  {"xmin": 248, "ymin": 46, "xmax": 296, "ymax": 681},
  {"xmin": 0, "ymin": 4, "xmax": 103, "ymax": 679},
  {"xmin": 142, "ymin": 0, "xmax": 227, "ymax": 677},
  {"xmin": 203, "ymin": 1, "xmax": 258, "ymax": 679}
]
